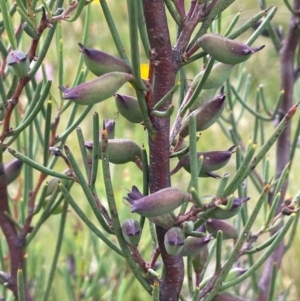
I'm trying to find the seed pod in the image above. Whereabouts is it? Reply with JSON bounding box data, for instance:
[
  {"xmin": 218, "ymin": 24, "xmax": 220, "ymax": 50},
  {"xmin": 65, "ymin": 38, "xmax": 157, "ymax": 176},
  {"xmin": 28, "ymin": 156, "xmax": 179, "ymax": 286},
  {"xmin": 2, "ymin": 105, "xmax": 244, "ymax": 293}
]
[
  {"xmin": 213, "ymin": 292, "xmax": 247, "ymax": 301},
  {"xmin": 189, "ymin": 88, "xmax": 217, "ymax": 112},
  {"xmin": 59, "ymin": 72, "xmax": 134, "ymax": 105},
  {"xmin": 174, "ymin": 88, "xmax": 226, "ymax": 151},
  {"xmin": 85, "ymin": 138, "xmax": 142, "ymax": 169},
  {"xmin": 225, "ymin": 267, "xmax": 247, "ymax": 282},
  {"xmin": 196, "ymin": 33, "xmax": 265, "ymax": 65},
  {"xmin": 171, "ymin": 145, "xmax": 236, "ymax": 178},
  {"xmin": 191, "ymin": 63, "xmax": 234, "ymax": 91},
  {"xmin": 6, "ymin": 50, "xmax": 30, "ymax": 77},
  {"xmin": 192, "ymin": 244, "xmax": 208, "ymax": 274},
  {"xmin": 5, "ymin": 159, "xmax": 23, "ymax": 184},
  {"xmin": 121, "ymin": 219, "xmax": 142, "ymax": 246},
  {"xmin": 164, "ymin": 227, "xmax": 185, "ymax": 256},
  {"xmin": 125, "ymin": 186, "xmax": 192, "ymax": 217},
  {"xmin": 115, "ymin": 94, "xmax": 143, "ymax": 123},
  {"xmin": 78, "ymin": 43, "xmax": 132, "ymax": 76},
  {"xmin": 206, "ymin": 219, "xmax": 238, "ymax": 240},
  {"xmin": 208, "ymin": 197, "xmax": 250, "ymax": 219},
  {"xmin": 180, "ymin": 234, "xmax": 212, "ymax": 257}
]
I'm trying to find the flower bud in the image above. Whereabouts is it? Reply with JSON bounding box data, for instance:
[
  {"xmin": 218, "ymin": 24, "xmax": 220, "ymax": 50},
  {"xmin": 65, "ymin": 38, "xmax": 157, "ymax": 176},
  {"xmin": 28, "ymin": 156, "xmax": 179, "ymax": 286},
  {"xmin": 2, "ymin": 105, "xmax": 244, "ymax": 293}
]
[
  {"xmin": 121, "ymin": 219, "xmax": 142, "ymax": 246},
  {"xmin": 191, "ymin": 63, "xmax": 234, "ymax": 90},
  {"xmin": 59, "ymin": 72, "xmax": 134, "ymax": 105},
  {"xmin": 182, "ymin": 220, "xmax": 195, "ymax": 234},
  {"xmin": 212, "ymin": 292, "xmax": 247, "ymax": 301},
  {"xmin": 225, "ymin": 267, "xmax": 247, "ymax": 282},
  {"xmin": 6, "ymin": 50, "xmax": 30, "ymax": 77},
  {"xmin": 164, "ymin": 227, "xmax": 185, "ymax": 256},
  {"xmin": 206, "ymin": 219, "xmax": 238, "ymax": 240},
  {"xmin": 79, "ymin": 43, "xmax": 132, "ymax": 76},
  {"xmin": 5, "ymin": 159, "xmax": 23, "ymax": 184},
  {"xmin": 208, "ymin": 197, "xmax": 250, "ymax": 219},
  {"xmin": 125, "ymin": 186, "xmax": 192, "ymax": 217},
  {"xmin": 104, "ymin": 119, "xmax": 115, "ymax": 139},
  {"xmin": 171, "ymin": 145, "xmax": 236, "ymax": 178},
  {"xmin": 85, "ymin": 138, "xmax": 142, "ymax": 169},
  {"xmin": 174, "ymin": 88, "xmax": 226, "ymax": 151},
  {"xmin": 196, "ymin": 33, "xmax": 265, "ymax": 65},
  {"xmin": 180, "ymin": 234, "xmax": 212, "ymax": 257},
  {"xmin": 115, "ymin": 94, "xmax": 143, "ymax": 123}
]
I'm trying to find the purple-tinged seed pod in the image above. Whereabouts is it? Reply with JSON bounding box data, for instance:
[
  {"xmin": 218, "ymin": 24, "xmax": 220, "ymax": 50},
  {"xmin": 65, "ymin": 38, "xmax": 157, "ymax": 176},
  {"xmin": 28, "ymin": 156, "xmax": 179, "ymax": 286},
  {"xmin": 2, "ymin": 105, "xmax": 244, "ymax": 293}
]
[
  {"xmin": 6, "ymin": 50, "xmax": 30, "ymax": 77},
  {"xmin": 212, "ymin": 292, "xmax": 247, "ymax": 301},
  {"xmin": 85, "ymin": 139, "xmax": 143, "ymax": 170},
  {"xmin": 206, "ymin": 219, "xmax": 238, "ymax": 240},
  {"xmin": 208, "ymin": 197, "xmax": 250, "ymax": 220},
  {"xmin": 174, "ymin": 87, "xmax": 226, "ymax": 151},
  {"xmin": 78, "ymin": 43, "xmax": 132, "ymax": 76},
  {"xmin": 148, "ymin": 214, "xmax": 175, "ymax": 230},
  {"xmin": 171, "ymin": 145, "xmax": 236, "ymax": 178},
  {"xmin": 189, "ymin": 88, "xmax": 217, "ymax": 112},
  {"xmin": 164, "ymin": 227, "xmax": 185, "ymax": 256},
  {"xmin": 125, "ymin": 186, "xmax": 192, "ymax": 217},
  {"xmin": 225, "ymin": 267, "xmax": 248, "ymax": 282},
  {"xmin": 180, "ymin": 234, "xmax": 212, "ymax": 257},
  {"xmin": 5, "ymin": 159, "xmax": 23, "ymax": 185},
  {"xmin": 115, "ymin": 94, "xmax": 143, "ymax": 123},
  {"xmin": 121, "ymin": 219, "xmax": 142, "ymax": 246},
  {"xmin": 59, "ymin": 72, "xmax": 134, "ymax": 105},
  {"xmin": 196, "ymin": 33, "xmax": 265, "ymax": 65}
]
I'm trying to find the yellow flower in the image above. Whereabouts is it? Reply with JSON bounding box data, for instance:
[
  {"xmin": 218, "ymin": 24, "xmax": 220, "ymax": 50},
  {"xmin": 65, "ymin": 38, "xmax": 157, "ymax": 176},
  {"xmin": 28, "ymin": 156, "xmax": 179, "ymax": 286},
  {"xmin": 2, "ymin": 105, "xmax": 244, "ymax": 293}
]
[{"xmin": 140, "ymin": 63, "xmax": 149, "ymax": 80}]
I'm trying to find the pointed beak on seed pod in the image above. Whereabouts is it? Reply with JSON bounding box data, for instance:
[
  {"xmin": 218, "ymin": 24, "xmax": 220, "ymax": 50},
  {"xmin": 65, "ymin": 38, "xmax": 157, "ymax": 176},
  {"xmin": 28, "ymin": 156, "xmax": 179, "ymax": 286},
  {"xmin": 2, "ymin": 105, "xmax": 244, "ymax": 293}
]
[
  {"xmin": 59, "ymin": 72, "xmax": 134, "ymax": 105},
  {"xmin": 174, "ymin": 87, "xmax": 226, "ymax": 151},
  {"xmin": 125, "ymin": 186, "xmax": 192, "ymax": 217},
  {"xmin": 78, "ymin": 43, "xmax": 132, "ymax": 76},
  {"xmin": 171, "ymin": 145, "xmax": 236, "ymax": 178},
  {"xmin": 4, "ymin": 159, "xmax": 23, "ymax": 185},
  {"xmin": 121, "ymin": 219, "xmax": 142, "ymax": 246},
  {"xmin": 115, "ymin": 94, "xmax": 143, "ymax": 123},
  {"xmin": 206, "ymin": 219, "xmax": 238, "ymax": 240},
  {"xmin": 104, "ymin": 119, "xmax": 115, "ymax": 139},
  {"xmin": 85, "ymin": 138, "xmax": 143, "ymax": 169},
  {"xmin": 164, "ymin": 227, "xmax": 185, "ymax": 256},
  {"xmin": 195, "ymin": 33, "xmax": 265, "ymax": 65},
  {"xmin": 208, "ymin": 197, "xmax": 250, "ymax": 219},
  {"xmin": 6, "ymin": 50, "xmax": 30, "ymax": 77}
]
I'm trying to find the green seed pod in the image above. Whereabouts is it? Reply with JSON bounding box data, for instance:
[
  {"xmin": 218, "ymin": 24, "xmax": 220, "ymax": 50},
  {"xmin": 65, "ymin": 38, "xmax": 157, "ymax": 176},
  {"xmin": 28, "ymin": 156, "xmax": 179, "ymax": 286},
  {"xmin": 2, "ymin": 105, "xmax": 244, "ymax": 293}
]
[
  {"xmin": 196, "ymin": 33, "xmax": 265, "ymax": 65},
  {"xmin": 6, "ymin": 50, "xmax": 30, "ymax": 77},
  {"xmin": 213, "ymin": 292, "xmax": 247, "ymax": 301},
  {"xmin": 206, "ymin": 219, "xmax": 238, "ymax": 240},
  {"xmin": 191, "ymin": 63, "xmax": 234, "ymax": 90},
  {"xmin": 174, "ymin": 88, "xmax": 226, "ymax": 151},
  {"xmin": 192, "ymin": 244, "xmax": 208, "ymax": 274},
  {"xmin": 121, "ymin": 219, "xmax": 142, "ymax": 246},
  {"xmin": 115, "ymin": 94, "xmax": 143, "ymax": 123},
  {"xmin": 79, "ymin": 43, "xmax": 132, "ymax": 76},
  {"xmin": 45, "ymin": 170, "xmax": 72, "ymax": 197},
  {"xmin": 125, "ymin": 186, "xmax": 192, "ymax": 217},
  {"xmin": 182, "ymin": 220, "xmax": 195, "ymax": 234},
  {"xmin": 148, "ymin": 214, "xmax": 175, "ymax": 230},
  {"xmin": 85, "ymin": 138, "xmax": 142, "ymax": 169},
  {"xmin": 5, "ymin": 159, "xmax": 23, "ymax": 185},
  {"xmin": 180, "ymin": 234, "xmax": 212, "ymax": 257},
  {"xmin": 171, "ymin": 145, "xmax": 236, "ymax": 178},
  {"xmin": 189, "ymin": 88, "xmax": 217, "ymax": 112},
  {"xmin": 208, "ymin": 197, "xmax": 250, "ymax": 219},
  {"xmin": 164, "ymin": 227, "xmax": 185, "ymax": 256},
  {"xmin": 59, "ymin": 72, "xmax": 134, "ymax": 105}
]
